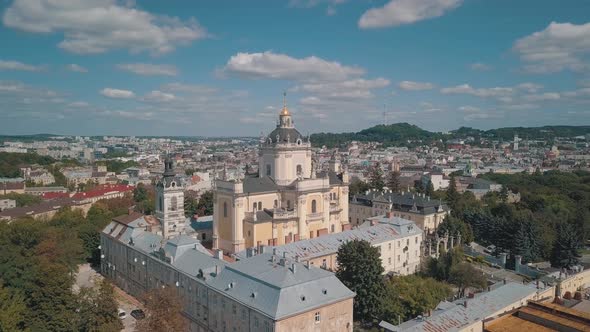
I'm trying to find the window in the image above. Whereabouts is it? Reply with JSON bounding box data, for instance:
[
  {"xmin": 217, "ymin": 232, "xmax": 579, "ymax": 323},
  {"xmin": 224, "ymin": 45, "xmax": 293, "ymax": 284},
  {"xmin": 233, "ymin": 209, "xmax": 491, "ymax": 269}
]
[
  {"xmin": 311, "ymin": 200, "xmax": 317, "ymax": 213},
  {"xmin": 264, "ymin": 321, "xmax": 271, "ymax": 332},
  {"xmin": 223, "ymin": 202, "xmax": 228, "ymax": 217},
  {"xmin": 388, "ymin": 257, "xmax": 391, "ymax": 264},
  {"xmin": 242, "ymin": 309, "xmax": 247, "ymax": 320},
  {"xmin": 253, "ymin": 202, "xmax": 257, "ymax": 210},
  {"xmin": 266, "ymin": 164, "xmax": 271, "ymax": 176},
  {"xmin": 232, "ymin": 304, "xmax": 236, "ymax": 315},
  {"xmin": 322, "ymin": 259, "xmax": 327, "ymax": 268},
  {"xmin": 254, "ymin": 317, "xmax": 259, "ymax": 327},
  {"xmin": 274, "ymin": 199, "xmax": 278, "ymax": 208},
  {"xmin": 331, "ymin": 224, "xmax": 335, "ymax": 233},
  {"xmin": 287, "ymin": 200, "xmax": 291, "ymax": 209},
  {"xmin": 388, "ymin": 243, "xmax": 392, "ymax": 250},
  {"xmin": 258, "ymin": 202, "xmax": 262, "ymax": 210},
  {"xmin": 202, "ymin": 233, "xmax": 206, "ymax": 240},
  {"xmin": 170, "ymin": 196, "xmax": 177, "ymax": 211},
  {"xmin": 159, "ymin": 196, "xmax": 163, "ymax": 211},
  {"xmin": 296, "ymin": 164, "xmax": 302, "ymax": 175},
  {"xmin": 415, "ymin": 236, "xmax": 418, "ymax": 243},
  {"xmin": 314, "ymin": 312, "xmax": 321, "ymax": 323}
]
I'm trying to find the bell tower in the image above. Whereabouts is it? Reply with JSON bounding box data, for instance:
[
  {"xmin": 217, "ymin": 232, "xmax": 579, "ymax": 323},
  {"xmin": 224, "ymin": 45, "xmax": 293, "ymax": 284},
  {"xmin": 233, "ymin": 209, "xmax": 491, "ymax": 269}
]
[{"xmin": 156, "ymin": 156, "xmax": 185, "ymax": 238}]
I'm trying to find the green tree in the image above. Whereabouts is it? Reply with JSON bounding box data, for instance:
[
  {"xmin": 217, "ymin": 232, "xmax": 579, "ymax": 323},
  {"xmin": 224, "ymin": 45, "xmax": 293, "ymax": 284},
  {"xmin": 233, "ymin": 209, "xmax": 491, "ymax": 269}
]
[
  {"xmin": 0, "ymin": 282, "xmax": 27, "ymax": 332},
  {"xmin": 499, "ymin": 186, "xmax": 509, "ymax": 202},
  {"xmin": 349, "ymin": 177, "xmax": 371, "ymax": 196},
  {"xmin": 77, "ymin": 280, "xmax": 123, "ymax": 332},
  {"xmin": 196, "ymin": 191, "xmax": 214, "ymax": 215},
  {"xmin": 386, "ymin": 171, "xmax": 401, "ymax": 192},
  {"xmin": 446, "ymin": 174, "xmax": 460, "ymax": 210},
  {"xmin": 426, "ymin": 248, "xmax": 464, "ymax": 282},
  {"xmin": 382, "ymin": 275, "xmax": 452, "ymax": 322},
  {"xmin": 369, "ymin": 162, "xmax": 385, "ymax": 191},
  {"xmin": 550, "ymin": 222, "xmax": 581, "ymax": 268},
  {"xmin": 336, "ymin": 240, "xmax": 384, "ymax": 323},
  {"xmin": 425, "ymin": 180, "xmax": 435, "ymax": 197},
  {"xmin": 437, "ymin": 215, "xmax": 473, "ymax": 245},
  {"xmin": 136, "ymin": 287, "xmax": 188, "ymax": 332},
  {"xmin": 0, "ymin": 193, "xmax": 42, "ymax": 207},
  {"xmin": 448, "ymin": 262, "xmax": 487, "ymax": 297}
]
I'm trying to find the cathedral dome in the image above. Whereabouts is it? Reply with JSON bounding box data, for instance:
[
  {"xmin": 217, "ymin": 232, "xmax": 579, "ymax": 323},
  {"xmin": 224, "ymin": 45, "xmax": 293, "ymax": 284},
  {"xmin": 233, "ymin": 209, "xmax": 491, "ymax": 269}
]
[{"xmin": 268, "ymin": 127, "xmax": 303, "ymax": 144}]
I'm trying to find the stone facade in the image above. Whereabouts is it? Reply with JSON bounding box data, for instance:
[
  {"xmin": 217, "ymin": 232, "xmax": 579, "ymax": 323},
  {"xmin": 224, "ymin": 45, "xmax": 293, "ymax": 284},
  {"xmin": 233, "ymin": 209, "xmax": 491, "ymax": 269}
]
[{"xmin": 213, "ymin": 101, "xmax": 350, "ymax": 254}]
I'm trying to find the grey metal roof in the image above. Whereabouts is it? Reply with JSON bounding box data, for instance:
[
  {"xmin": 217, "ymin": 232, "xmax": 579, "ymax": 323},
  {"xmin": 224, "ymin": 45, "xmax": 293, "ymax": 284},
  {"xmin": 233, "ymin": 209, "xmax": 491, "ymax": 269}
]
[
  {"xmin": 242, "ymin": 176, "xmax": 278, "ymax": 193},
  {"xmin": 392, "ymin": 282, "xmax": 539, "ymax": 331},
  {"xmin": 208, "ymin": 253, "xmax": 355, "ymax": 320},
  {"xmin": 351, "ymin": 190, "xmax": 449, "ymax": 215},
  {"xmin": 240, "ymin": 217, "xmax": 421, "ymax": 261},
  {"xmin": 268, "ymin": 127, "xmax": 303, "ymax": 144}
]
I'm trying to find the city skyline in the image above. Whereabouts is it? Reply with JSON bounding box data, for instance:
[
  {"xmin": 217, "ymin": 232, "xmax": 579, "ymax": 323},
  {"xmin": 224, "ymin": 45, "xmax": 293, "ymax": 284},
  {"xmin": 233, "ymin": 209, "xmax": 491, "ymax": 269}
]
[{"xmin": 1, "ymin": 0, "xmax": 590, "ymax": 136}]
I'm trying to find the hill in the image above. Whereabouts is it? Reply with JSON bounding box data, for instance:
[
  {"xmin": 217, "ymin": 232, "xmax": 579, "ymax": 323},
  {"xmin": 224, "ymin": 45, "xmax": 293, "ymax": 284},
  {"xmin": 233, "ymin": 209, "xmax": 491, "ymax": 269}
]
[{"xmin": 311, "ymin": 124, "xmax": 590, "ymax": 148}]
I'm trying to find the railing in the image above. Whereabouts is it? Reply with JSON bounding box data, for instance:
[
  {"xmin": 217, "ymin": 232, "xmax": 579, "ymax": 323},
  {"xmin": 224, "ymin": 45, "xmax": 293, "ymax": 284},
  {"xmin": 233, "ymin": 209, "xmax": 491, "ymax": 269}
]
[
  {"xmin": 329, "ymin": 204, "xmax": 342, "ymax": 213},
  {"xmin": 273, "ymin": 209, "xmax": 298, "ymax": 219}
]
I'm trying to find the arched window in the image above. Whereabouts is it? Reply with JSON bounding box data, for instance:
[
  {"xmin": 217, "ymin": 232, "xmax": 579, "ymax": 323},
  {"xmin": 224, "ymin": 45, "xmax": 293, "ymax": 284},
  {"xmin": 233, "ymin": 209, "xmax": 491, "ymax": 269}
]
[
  {"xmin": 296, "ymin": 164, "xmax": 302, "ymax": 175},
  {"xmin": 258, "ymin": 202, "xmax": 262, "ymax": 210},
  {"xmin": 170, "ymin": 196, "xmax": 177, "ymax": 211},
  {"xmin": 253, "ymin": 202, "xmax": 257, "ymax": 211},
  {"xmin": 274, "ymin": 200, "xmax": 278, "ymax": 208},
  {"xmin": 159, "ymin": 196, "xmax": 163, "ymax": 211},
  {"xmin": 287, "ymin": 200, "xmax": 291, "ymax": 209},
  {"xmin": 311, "ymin": 200, "xmax": 317, "ymax": 213},
  {"xmin": 223, "ymin": 202, "xmax": 228, "ymax": 217},
  {"xmin": 266, "ymin": 164, "xmax": 271, "ymax": 176}
]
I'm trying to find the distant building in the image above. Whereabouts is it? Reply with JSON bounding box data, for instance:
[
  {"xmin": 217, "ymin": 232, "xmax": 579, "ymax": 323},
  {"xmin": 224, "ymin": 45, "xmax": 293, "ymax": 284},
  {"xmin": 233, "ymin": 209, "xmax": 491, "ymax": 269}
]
[
  {"xmin": 484, "ymin": 301, "xmax": 590, "ymax": 331},
  {"xmin": 0, "ymin": 178, "xmax": 25, "ymax": 195},
  {"xmin": 349, "ymin": 190, "xmax": 449, "ymax": 235}
]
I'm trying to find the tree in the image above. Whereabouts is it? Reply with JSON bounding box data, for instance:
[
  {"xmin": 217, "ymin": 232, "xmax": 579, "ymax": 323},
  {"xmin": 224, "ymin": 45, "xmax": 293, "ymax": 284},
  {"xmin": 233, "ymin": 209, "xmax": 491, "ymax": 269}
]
[
  {"xmin": 386, "ymin": 171, "xmax": 401, "ymax": 192},
  {"xmin": 550, "ymin": 222, "xmax": 581, "ymax": 268},
  {"xmin": 446, "ymin": 174, "xmax": 460, "ymax": 210},
  {"xmin": 136, "ymin": 287, "xmax": 188, "ymax": 332},
  {"xmin": 196, "ymin": 191, "xmax": 214, "ymax": 215},
  {"xmin": 0, "ymin": 193, "xmax": 41, "ymax": 207},
  {"xmin": 448, "ymin": 262, "xmax": 487, "ymax": 297},
  {"xmin": 336, "ymin": 240, "xmax": 384, "ymax": 323},
  {"xmin": 349, "ymin": 177, "xmax": 371, "ymax": 196},
  {"xmin": 368, "ymin": 162, "xmax": 385, "ymax": 191},
  {"xmin": 382, "ymin": 275, "xmax": 452, "ymax": 322},
  {"xmin": 0, "ymin": 282, "xmax": 27, "ymax": 332},
  {"xmin": 77, "ymin": 279, "xmax": 122, "ymax": 332},
  {"xmin": 413, "ymin": 180, "xmax": 424, "ymax": 193},
  {"xmin": 426, "ymin": 247, "xmax": 464, "ymax": 282},
  {"xmin": 425, "ymin": 180, "xmax": 435, "ymax": 197},
  {"xmin": 437, "ymin": 215, "xmax": 473, "ymax": 245},
  {"xmin": 499, "ymin": 186, "xmax": 509, "ymax": 202}
]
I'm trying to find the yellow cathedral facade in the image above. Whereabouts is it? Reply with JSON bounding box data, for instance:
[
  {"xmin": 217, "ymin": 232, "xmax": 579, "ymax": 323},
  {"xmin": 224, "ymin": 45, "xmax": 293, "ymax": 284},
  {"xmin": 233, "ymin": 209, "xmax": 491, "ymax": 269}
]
[{"xmin": 213, "ymin": 98, "xmax": 350, "ymax": 254}]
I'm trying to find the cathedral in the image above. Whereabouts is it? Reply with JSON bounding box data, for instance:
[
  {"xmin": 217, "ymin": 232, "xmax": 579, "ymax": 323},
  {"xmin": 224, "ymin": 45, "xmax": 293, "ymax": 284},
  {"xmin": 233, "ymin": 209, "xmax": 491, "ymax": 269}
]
[{"xmin": 213, "ymin": 97, "xmax": 350, "ymax": 254}]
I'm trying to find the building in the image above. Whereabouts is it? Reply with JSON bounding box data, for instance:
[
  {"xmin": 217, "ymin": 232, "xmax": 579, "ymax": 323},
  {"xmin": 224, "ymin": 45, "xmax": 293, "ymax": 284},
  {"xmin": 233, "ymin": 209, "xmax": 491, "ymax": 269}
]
[
  {"xmin": 22, "ymin": 168, "xmax": 55, "ymax": 185},
  {"xmin": 380, "ymin": 282, "xmax": 554, "ymax": 332},
  {"xmin": 25, "ymin": 186, "xmax": 68, "ymax": 196},
  {"xmin": 349, "ymin": 190, "xmax": 449, "ymax": 234},
  {"xmin": 246, "ymin": 213, "xmax": 423, "ymax": 275},
  {"xmin": 156, "ymin": 157, "xmax": 187, "ymax": 239},
  {"xmin": 0, "ymin": 178, "xmax": 25, "ymax": 195},
  {"xmin": 213, "ymin": 98, "xmax": 350, "ymax": 254},
  {"xmin": 484, "ymin": 301, "xmax": 590, "ymax": 331},
  {"xmin": 0, "ymin": 199, "xmax": 16, "ymax": 211},
  {"xmin": 100, "ymin": 159, "xmax": 355, "ymax": 332}
]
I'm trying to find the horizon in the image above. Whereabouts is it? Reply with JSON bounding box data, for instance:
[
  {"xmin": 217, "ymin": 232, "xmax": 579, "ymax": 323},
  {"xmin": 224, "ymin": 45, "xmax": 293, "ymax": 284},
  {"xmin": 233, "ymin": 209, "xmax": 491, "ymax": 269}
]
[{"xmin": 1, "ymin": 0, "xmax": 590, "ymax": 136}]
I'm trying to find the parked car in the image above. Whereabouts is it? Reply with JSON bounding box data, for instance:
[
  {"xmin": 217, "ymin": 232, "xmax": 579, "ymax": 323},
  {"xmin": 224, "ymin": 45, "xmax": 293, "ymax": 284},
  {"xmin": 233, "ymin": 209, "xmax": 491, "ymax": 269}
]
[
  {"xmin": 131, "ymin": 309, "xmax": 145, "ymax": 320},
  {"xmin": 484, "ymin": 245, "xmax": 496, "ymax": 254},
  {"xmin": 118, "ymin": 309, "xmax": 127, "ymax": 320}
]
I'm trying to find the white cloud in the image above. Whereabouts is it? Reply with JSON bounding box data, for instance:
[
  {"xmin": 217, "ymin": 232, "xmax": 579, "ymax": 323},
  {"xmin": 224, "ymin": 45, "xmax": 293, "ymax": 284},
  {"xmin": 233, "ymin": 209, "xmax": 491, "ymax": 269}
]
[
  {"xmin": 142, "ymin": 90, "xmax": 176, "ymax": 102},
  {"xmin": 293, "ymin": 78, "xmax": 390, "ymax": 99},
  {"xmin": 161, "ymin": 83, "xmax": 217, "ymax": 94},
  {"xmin": 358, "ymin": 0, "xmax": 462, "ymax": 29},
  {"xmin": 223, "ymin": 51, "xmax": 364, "ymax": 82},
  {"xmin": 440, "ymin": 84, "xmax": 513, "ymax": 98},
  {"xmin": 458, "ymin": 105, "xmax": 480, "ymax": 112},
  {"xmin": 503, "ymin": 103, "xmax": 538, "ymax": 111},
  {"xmin": 523, "ymin": 92, "xmax": 560, "ymax": 102},
  {"xmin": 66, "ymin": 64, "xmax": 88, "ymax": 73},
  {"xmin": 3, "ymin": 0, "xmax": 207, "ymax": 55},
  {"xmin": 516, "ymin": 82, "xmax": 543, "ymax": 93},
  {"xmin": 0, "ymin": 59, "xmax": 42, "ymax": 71},
  {"xmin": 68, "ymin": 101, "xmax": 89, "ymax": 107},
  {"xmin": 117, "ymin": 63, "xmax": 178, "ymax": 76},
  {"xmin": 469, "ymin": 62, "xmax": 492, "ymax": 71},
  {"xmin": 398, "ymin": 80, "xmax": 434, "ymax": 91},
  {"xmin": 563, "ymin": 88, "xmax": 590, "ymax": 98},
  {"xmin": 513, "ymin": 22, "xmax": 590, "ymax": 73},
  {"xmin": 100, "ymin": 88, "xmax": 135, "ymax": 99}
]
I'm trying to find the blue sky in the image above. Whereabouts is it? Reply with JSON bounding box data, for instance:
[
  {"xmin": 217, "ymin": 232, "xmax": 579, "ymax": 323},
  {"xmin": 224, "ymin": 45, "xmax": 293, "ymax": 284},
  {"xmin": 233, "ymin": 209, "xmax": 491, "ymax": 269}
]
[{"xmin": 0, "ymin": 0, "xmax": 589, "ymax": 136}]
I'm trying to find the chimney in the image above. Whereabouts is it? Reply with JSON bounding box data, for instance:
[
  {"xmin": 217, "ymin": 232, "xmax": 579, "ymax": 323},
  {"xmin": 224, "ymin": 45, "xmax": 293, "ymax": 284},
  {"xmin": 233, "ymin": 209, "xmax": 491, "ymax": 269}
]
[
  {"xmin": 295, "ymin": 255, "xmax": 300, "ymax": 262},
  {"xmin": 214, "ymin": 265, "xmax": 220, "ymax": 276},
  {"xmin": 279, "ymin": 258, "xmax": 286, "ymax": 266},
  {"xmin": 503, "ymin": 278, "xmax": 507, "ymax": 285},
  {"xmin": 305, "ymin": 260, "xmax": 310, "ymax": 269},
  {"xmin": 283, "ymin": 252, "xmax": 287, "ymax": 259},
  {"xmin": 215, "ymin": 249, "xmax": 223, "ymax": 260},
  {"xmin": 128, "ymin": 206, "xmax": 134, "ymax": 215},
  {"xmin": 463, "ymin": 300, "xmax": 468, "ymax": 308},
  {"xmin": 291, "ymin": 263, "xmax": 296, "ymax": 274},
  {"xmin": 273, "ymin": 248, "xmax": 278, "ymax": 256}
]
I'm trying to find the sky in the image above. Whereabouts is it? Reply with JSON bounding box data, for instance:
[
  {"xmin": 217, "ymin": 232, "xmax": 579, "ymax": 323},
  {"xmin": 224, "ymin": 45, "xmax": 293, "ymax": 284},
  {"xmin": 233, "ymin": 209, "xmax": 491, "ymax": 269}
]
[{"xmin": 0, "ymin": 0, "xmax": 589, "ymax": 137}]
